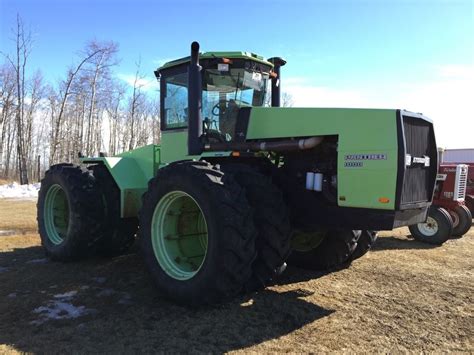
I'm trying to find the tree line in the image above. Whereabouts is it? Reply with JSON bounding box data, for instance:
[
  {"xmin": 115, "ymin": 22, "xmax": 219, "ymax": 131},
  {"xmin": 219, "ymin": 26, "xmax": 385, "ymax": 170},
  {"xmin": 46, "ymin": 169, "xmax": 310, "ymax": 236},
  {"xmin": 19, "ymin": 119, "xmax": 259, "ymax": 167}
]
[
  {"xmin": 0, "ymin": 16, "xmax": 160, "ymax": 184},
  {"xmin": 1, "ymin": 16, "xmax": 294, "ymax": 185}
]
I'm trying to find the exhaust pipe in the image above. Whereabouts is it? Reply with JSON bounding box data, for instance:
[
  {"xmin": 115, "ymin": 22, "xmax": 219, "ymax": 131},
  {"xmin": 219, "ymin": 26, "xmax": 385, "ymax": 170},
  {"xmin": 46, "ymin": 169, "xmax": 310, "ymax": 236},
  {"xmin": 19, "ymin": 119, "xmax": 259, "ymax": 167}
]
[
  {"xmin": 205, "ymin": 136, "xmax": 324, "ymax": 152},
  {"xmin": 268, "ymin": 57, "xmax": 287, "ymax": 107},
  {"xmin": 188, "ymin": 41, "xmax": 203, "ymax": 155}
]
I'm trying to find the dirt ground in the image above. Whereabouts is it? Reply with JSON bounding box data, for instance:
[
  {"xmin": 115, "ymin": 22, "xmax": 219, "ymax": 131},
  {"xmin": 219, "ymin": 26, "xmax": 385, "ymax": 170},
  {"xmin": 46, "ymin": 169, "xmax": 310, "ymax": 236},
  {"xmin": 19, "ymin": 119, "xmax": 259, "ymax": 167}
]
[{"xmin": 0, "ymin": 199, "xmax": 473, "ymax": 353}]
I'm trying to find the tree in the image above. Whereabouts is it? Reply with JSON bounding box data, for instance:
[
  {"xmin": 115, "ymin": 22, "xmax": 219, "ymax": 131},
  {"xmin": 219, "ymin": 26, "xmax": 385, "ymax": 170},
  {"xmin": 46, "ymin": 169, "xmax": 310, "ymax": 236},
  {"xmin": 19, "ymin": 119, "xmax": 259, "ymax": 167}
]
[{"xmin": 49, "ymin": 44, "xmax": 110, "ymax": 164}]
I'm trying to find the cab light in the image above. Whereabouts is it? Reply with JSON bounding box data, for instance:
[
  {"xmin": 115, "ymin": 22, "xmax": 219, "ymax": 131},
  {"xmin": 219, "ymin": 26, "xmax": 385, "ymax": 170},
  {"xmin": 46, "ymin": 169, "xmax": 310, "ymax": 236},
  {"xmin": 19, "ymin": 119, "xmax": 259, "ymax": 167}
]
[
  {"xmin": 378, "ymin": 197, "xmax": 390, "ymax": 203},
  {"xmin": 231, "ymin": 151, "xmax": 240, "ymax": 157},
  {"xmin": 221, "ymin": 58, "xmax": 232, "ymax": 64}
]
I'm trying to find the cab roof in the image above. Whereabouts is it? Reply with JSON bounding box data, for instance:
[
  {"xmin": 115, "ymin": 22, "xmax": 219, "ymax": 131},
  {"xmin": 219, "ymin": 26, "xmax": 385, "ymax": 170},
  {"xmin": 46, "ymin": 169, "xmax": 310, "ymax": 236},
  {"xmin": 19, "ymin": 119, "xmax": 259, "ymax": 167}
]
[{"xmin": 157, "ymin": 51, "xmax": 274, "ymax": 72}]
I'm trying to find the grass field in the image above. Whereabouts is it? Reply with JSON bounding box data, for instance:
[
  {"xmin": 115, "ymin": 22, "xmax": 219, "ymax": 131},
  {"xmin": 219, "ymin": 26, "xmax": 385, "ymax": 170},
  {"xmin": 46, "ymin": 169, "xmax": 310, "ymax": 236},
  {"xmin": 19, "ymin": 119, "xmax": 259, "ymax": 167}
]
[{"xmin": 0, "ymin": 198, "xmax": 473, "ymax": 353}]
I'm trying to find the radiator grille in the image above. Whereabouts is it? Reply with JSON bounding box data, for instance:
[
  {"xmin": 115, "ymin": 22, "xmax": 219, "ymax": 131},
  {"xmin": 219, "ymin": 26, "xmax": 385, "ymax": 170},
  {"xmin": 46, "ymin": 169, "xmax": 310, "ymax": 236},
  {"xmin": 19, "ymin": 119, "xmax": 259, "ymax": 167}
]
[
  {"xmin": 455, "ymin": 165, "xmax": 468, "ymax": 200},
  {"xmin": 400, "ymin": 116, "xmax": 437, "ymax": 205}
]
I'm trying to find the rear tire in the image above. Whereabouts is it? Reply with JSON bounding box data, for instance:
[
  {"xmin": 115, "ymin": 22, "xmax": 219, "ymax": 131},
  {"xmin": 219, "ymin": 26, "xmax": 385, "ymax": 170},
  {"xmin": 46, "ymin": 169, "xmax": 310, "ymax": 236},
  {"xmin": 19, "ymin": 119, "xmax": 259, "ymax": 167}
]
[
  {"xmin": 221, "ymin": 164, "xmax": 292, "ymax": 291},
  {"xmin": 37, "ymin": 164, "xmax": 104, "ymax": 261},
  {"xmin": 288, "ymin": 229, "xmax": 361, "ymax": 271},
  {"xmin": 408, "ymin": 206, "xmax": 453, "ymax": 245},
  {"xmin": 139, "ymin": 161, "xmax": 257, "ymax": 306},
  {"xmin": 465, "ymin": 195, "xmax": 474, "ymax": 217},
  {"xmin": 448, "ymin": 205, "xmax": 472, "ymax": 238},
  {"xmin": 351, "ymin": 230, "xmax": 378, "ymax": 261},
  {"xmin": 91, "ymin": 164, "xmax": 138, "ymax": 256}
]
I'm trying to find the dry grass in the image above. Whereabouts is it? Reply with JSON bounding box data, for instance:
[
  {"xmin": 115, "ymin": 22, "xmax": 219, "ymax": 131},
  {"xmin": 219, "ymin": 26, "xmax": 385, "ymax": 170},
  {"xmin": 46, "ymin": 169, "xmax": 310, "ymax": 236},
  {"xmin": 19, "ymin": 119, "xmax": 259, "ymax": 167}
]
[
  {"xmin": 0, "ymin": 178, "xmax": 15, "ymax": 185},
  {"xmin": 0, "ymin": 199, "xmax": 473, "ymax": 353}
]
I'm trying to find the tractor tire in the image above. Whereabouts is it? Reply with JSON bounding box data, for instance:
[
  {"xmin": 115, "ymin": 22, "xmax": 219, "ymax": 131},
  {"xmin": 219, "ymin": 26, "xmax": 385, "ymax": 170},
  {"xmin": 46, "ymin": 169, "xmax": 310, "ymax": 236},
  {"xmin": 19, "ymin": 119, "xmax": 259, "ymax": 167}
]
[
  {"xmin": 351, "ymin": 230, "xmax": 378, "ymax": 261},
  {"xmin": 221, "ymin": 164, "xmax": 292, "ymax": 291},
  {"xmin": 91, "ymin": 164, "xmax": 138, "ymax": 256},
  {"xmin": 139, "ymin": 161, "xmax": 257, "ymax": 306},
  {"xmin": 408, "ymin": 206, "xmax": 453, "ymax": 245},
  {"xmin": 465, "ymin": 195, "xmax": 474, "ymax": 217},
  {"xmin": 37, "ymin": 163, "xmax": 104, "ymax": 261},
  {"xmin": 288, "ymin": 229, "xmax": 361, "ymax": 271},
  {"xmin": 448, "ymin": 205, "xmax": 472, "ymax": 238}
]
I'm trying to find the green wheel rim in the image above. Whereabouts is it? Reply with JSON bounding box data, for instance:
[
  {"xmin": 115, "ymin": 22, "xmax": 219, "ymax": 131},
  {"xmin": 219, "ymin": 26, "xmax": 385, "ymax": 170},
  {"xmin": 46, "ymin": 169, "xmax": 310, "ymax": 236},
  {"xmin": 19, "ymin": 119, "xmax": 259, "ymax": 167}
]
[
  {"xmin": 291, "ymin": 231, "xmax": 326, "ymax": 252},
  {"xmin": 151, "ymin": 191, "xmax": 208, "ymax": 281},
  {"xmin": 44, "ymin": 184, "xmax": 70, "ymax": 245}
]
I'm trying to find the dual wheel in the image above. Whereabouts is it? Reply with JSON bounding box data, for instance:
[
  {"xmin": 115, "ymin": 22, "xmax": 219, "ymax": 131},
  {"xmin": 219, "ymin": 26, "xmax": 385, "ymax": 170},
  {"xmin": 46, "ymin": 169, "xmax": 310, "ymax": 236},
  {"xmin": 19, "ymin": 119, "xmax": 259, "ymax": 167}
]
[
  {"xmin": 288, "ymin": 229, "xmax": 378, "ymax": 270},
  {"xmin": 409, "ymin": 205, "xmax": 472, "ymax": 245},
  {"xmin": 37, "ymin": 164, "xmax": 138, "ymax": 261},
  {"xmin": 139, "ymin": 161, "xmax": 291, "ymax": 306},
  {"xmin": 38, "ymin": 161, "xmax": 378, "ymax": 306}
]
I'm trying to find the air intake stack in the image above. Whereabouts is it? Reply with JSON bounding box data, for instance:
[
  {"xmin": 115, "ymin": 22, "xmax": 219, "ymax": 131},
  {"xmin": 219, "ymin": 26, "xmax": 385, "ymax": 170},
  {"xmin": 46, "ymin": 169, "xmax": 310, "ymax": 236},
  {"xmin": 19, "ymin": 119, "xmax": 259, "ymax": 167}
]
[{"xmin": 188, "ymin": 41, "xmax": 203, "ymax": 155}]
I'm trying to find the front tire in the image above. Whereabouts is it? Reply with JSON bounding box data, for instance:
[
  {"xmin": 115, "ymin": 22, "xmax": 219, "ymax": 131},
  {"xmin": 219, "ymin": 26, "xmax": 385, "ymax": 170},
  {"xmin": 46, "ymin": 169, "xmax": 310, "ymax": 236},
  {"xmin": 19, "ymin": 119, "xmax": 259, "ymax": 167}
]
[
  {"xmin": 139, "ymin": 161, "xmax": 257, "ymax": 306},
  {"xmin": 288, "ymin": 229, "xmax": 361, "ymax": 270},
  {"xmin": 448, "ymin": 205, "xmax": 472, "ymax": 238},
  {"xmin": 37, "ymin": 164, "xmax": 104, "ymax": 261},
  {"xmin": 408, "ymin": 206, "xmax": 453, "ymax": 245},
  {"xmin": 351, "ymin": 230, "xmax": 378, "ymax": 261},
  {"xmin": 221, "ymin": 164, "xmax": 291, "ymax": 291}
]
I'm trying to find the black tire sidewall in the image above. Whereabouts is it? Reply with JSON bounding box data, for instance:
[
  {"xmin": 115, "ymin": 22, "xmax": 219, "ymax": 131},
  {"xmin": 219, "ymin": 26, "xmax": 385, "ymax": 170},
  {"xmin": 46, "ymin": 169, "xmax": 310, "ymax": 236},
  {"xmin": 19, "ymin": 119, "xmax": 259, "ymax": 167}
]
[
  {"xmin": 450, "ymin": 205, "xmax": 472, "ymax": 237},
  {"xmin": 37, "ymin": 165, "xmax": 102, "ymax": 260},
  {"xmin": 140, "ymin": 172, "xmax": 238, "ymax": 303},
  {"xmin": 409, "ymin": 206, "xmax": 453, "ymax": 245}
]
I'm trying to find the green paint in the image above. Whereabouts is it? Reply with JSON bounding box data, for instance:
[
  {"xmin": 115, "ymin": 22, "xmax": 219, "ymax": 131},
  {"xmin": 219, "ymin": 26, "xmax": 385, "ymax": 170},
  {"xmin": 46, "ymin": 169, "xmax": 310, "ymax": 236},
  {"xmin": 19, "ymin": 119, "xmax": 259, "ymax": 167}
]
[
  {"xmin": 158, "ymin": 51, "xmax": 273, "ymax": 71},
  {"xmin": 43, "ymin": 184, "xmax": 69, "ymax": 245},
  {"xmin": 247, "ymin": 107, "xmax": 399, "ymax": 210},
  {"xmin": 81, "ymin": 145, "xmax": 159, "ymax": 217},
  {"xmin": 151, "ymin": 191, "xmax": 208, "ymax": 280}
]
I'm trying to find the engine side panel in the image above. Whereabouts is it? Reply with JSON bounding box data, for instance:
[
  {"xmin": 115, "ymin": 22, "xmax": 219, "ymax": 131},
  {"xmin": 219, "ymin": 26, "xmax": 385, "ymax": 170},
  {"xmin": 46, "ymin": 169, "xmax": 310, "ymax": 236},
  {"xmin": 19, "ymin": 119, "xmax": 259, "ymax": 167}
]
[{"xmin": 247, "ymin": 107, "xmax": 399, "ymax": 210}]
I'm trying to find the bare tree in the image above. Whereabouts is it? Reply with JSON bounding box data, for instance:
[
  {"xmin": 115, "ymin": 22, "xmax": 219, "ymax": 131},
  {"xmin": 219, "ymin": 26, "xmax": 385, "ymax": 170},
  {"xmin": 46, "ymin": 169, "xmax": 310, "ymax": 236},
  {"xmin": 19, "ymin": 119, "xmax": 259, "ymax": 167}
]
[
  {"xmin": 127, "ymin": 60, "xmax": 146, "ymax": 150},
  {"xmin": 0, "ymin": 64, "xmax": 16, "ymax": 175},
  {"xmin": 1, "ymin": 15, "xmax": 33, "ymax": 183},
  {"xmin": 49, "ymin": 46, "xmax": 106, "ymax": 164}
]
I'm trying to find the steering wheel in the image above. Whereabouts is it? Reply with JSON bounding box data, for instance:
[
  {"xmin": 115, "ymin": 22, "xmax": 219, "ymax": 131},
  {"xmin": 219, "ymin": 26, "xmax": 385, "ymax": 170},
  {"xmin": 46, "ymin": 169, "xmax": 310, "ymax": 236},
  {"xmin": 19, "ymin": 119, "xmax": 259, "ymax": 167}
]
[{"xmin": 211, "ymin": 100, "xmax": 233, "ymax": 116}]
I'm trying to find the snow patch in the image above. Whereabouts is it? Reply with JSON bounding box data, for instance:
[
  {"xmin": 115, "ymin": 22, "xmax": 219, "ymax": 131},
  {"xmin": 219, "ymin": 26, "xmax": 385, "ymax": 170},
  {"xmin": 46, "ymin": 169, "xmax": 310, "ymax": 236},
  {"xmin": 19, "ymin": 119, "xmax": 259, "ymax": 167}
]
[
  {"xmin": 26, "ymin": 258, "xmax": 49, "ymax": 264},
  {"xmin": 54, "ymin": 291, "xmax": 78, "ymax": 299},
  {"xmin": 30, "ymin": 290, "xmax": 94, "ymax": 325},
  {"xmin": 0, "ymin": 182, "xmax": 40, "ymax": 200},
  {"xmin": 31, "ymin": 301, "xmax": 93, "ymax": 325}
]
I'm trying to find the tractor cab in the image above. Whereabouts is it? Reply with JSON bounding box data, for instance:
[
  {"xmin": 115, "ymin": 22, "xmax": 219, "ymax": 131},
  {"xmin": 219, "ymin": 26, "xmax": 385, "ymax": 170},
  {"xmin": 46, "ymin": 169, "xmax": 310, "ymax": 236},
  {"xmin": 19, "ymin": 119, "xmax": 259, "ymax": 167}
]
[{"xmin": 155, "ymin": 51, "xmax": 277, "ymax": 144}]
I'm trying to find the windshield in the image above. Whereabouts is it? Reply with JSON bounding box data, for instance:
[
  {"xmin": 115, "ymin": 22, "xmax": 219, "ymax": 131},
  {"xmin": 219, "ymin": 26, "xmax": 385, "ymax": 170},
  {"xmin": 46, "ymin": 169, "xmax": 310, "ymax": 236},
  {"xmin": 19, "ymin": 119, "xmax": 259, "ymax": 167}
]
[{"xmin": 202, "ymin": 68, "xmax": 269, "ymax": 141}]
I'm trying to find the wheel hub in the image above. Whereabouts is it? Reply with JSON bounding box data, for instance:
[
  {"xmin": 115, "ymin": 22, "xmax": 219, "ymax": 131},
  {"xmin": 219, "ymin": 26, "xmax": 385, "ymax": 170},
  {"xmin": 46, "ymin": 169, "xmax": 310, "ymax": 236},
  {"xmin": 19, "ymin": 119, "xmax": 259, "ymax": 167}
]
[
  {"xmin": 151, "ymin": 191, "xmax": 208, "ymax": 280},
  {"xmin": 43, "ymin": 184, "xmax": 69, "ymax": 245},
  {"xmin": 417, "ymin": 216, "xmax": 439, "ymax": 237}
]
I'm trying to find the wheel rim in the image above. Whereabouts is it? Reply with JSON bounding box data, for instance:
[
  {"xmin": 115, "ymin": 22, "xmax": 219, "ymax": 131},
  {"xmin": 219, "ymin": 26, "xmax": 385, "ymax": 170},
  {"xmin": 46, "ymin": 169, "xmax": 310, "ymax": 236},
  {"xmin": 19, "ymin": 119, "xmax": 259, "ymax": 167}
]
[
  {"xmin": 448, "ymin": 210, "xmax": 459, "ymax": 228},
  {"xmin": 291, "ymin": 231, "xmax": 326, "ymax": 252},
  {"xmin": 417, "ymin": 216, "xmax": 438, "ymax": 236},
  {"xmin": 151, "ymin": 191, "xmax": 208, "ymax": 280},
  {"xmin": 44, "ymin": 184, "xmax": 70, "ymax": 245}
]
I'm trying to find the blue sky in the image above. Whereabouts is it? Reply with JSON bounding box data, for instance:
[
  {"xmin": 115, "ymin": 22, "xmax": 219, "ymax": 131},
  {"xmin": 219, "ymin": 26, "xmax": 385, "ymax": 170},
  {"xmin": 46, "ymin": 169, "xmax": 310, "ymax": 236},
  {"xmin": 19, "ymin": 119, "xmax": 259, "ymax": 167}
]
[{"xmin": 1, "ymin": 0, "xmax": 473, "ymax": 147}]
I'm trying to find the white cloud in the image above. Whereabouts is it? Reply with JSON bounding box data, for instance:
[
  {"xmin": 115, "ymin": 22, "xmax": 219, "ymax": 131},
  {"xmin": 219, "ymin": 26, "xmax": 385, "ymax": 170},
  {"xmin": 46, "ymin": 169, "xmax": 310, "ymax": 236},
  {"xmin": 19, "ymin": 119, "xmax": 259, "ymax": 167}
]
[
  {"xmin": 284, "ymin": 64, "xmax": 474, "ymax": 149},
  {"xmin": 117, "ymin": 73, "xmax": 159, "ymax": 92},
  {"xmin": 152, "ymin": 58, "xmax": 175, "ymax": 68}
]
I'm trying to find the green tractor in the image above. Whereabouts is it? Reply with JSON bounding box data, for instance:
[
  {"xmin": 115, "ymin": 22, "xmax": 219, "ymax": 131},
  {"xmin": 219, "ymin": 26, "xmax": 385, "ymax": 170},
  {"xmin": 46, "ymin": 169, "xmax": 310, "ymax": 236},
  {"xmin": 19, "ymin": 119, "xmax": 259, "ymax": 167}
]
[{"xmin": 37, "ymin": 42, "xmax": 438, "ymax": 306}]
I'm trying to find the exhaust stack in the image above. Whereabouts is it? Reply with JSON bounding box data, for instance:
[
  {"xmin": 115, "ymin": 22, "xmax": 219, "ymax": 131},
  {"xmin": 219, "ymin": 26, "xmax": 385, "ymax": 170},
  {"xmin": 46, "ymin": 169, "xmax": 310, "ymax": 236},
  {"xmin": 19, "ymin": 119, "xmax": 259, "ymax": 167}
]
[
  {"xmin": 268, "ymin": 57, "xmax": 287, "ymax": 107},
  {"xmin": 187, "ymin": 41, "xmax": 203, "ymax": 155}
]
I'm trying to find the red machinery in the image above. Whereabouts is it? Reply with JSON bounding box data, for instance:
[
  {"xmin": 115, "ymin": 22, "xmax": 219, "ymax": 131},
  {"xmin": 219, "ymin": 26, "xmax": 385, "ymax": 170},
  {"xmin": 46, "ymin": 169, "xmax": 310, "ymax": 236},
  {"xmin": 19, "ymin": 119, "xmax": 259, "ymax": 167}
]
[
  {"xmin": 409, "ymin": 164, "xmax": 471, "ymax": 244},
  {"xmin": 462, "ymin": 163, "xmax": 474, "ymax": 216}
]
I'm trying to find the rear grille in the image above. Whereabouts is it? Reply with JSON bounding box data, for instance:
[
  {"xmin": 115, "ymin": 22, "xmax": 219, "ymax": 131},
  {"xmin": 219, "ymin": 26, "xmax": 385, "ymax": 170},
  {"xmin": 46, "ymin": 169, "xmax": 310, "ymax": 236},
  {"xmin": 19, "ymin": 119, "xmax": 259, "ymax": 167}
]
[
  {"xmin": 400, "ymin": 115, "xmax": 437, "ymax": 206},
  {"xmin": 455, "ymin": 165, "xmax": 468, "ymax": 200}
]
